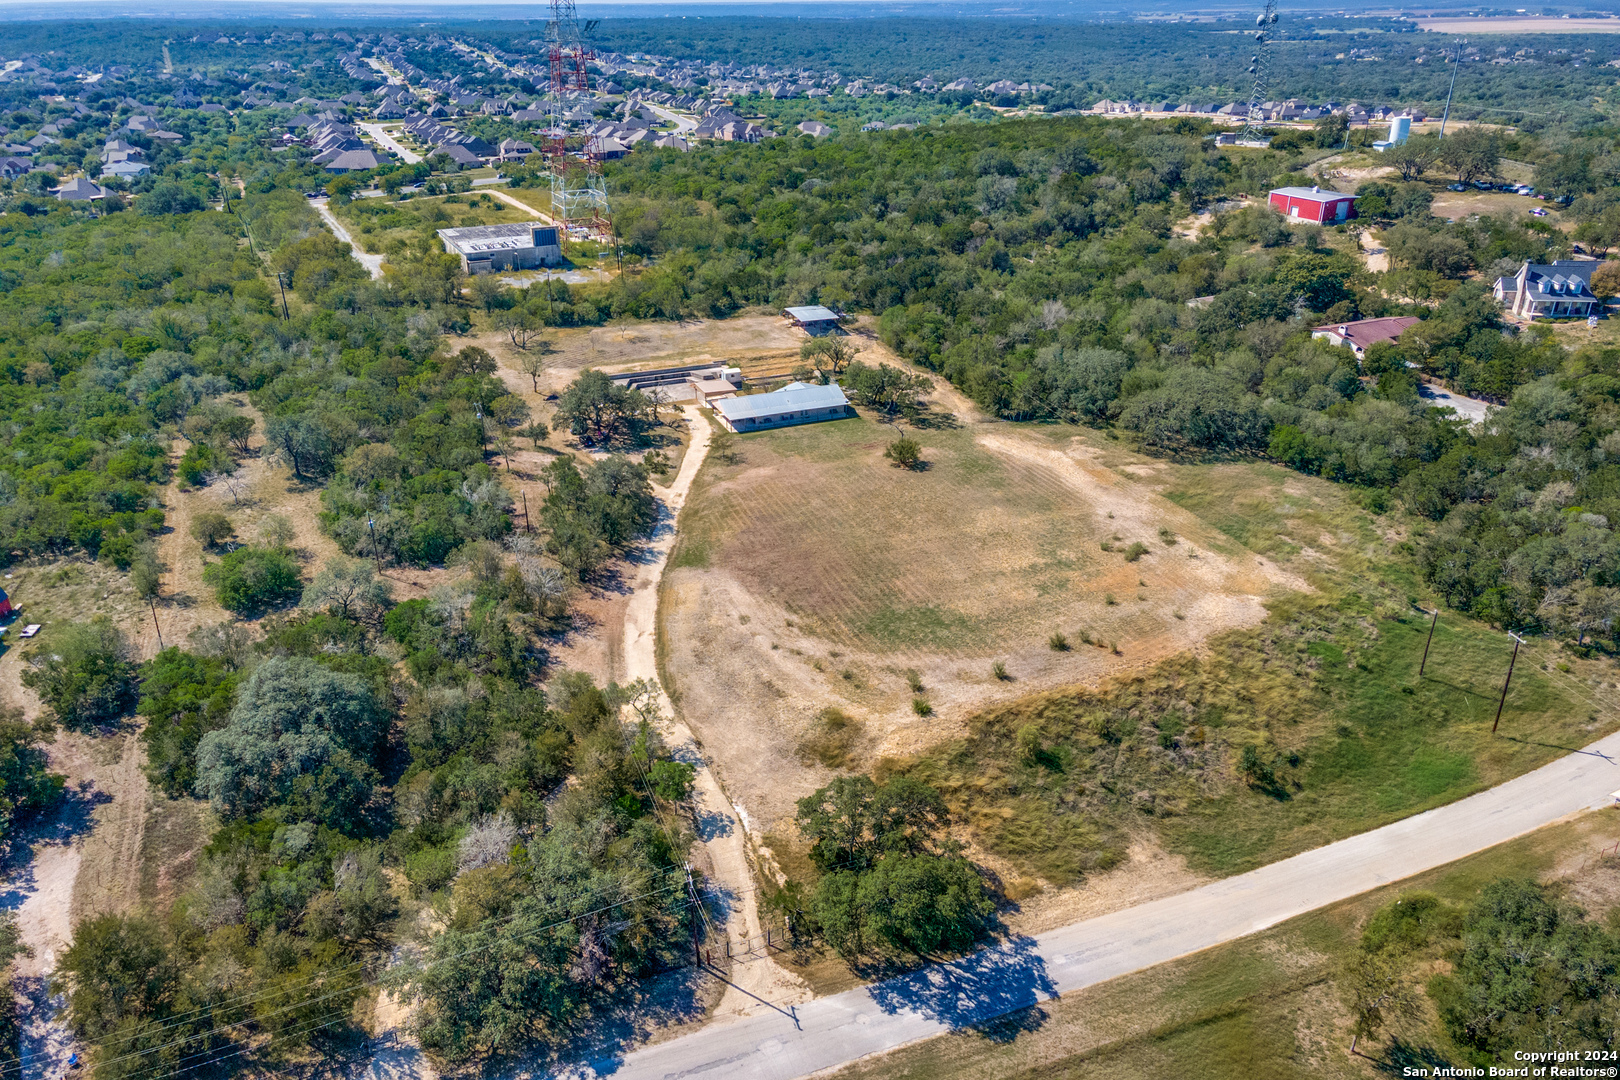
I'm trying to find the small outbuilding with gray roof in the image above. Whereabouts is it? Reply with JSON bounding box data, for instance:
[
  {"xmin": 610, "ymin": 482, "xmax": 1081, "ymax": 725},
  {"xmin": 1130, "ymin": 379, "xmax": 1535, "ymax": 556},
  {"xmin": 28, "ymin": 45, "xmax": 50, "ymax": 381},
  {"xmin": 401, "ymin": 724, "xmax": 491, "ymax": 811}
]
[
  {"xmin": 783, "ymin": 305, "xmax": 842, "ymax": 336},
  {"xmin": 712, "ymin": 381, "xmax": 850, "ymax": 432}
]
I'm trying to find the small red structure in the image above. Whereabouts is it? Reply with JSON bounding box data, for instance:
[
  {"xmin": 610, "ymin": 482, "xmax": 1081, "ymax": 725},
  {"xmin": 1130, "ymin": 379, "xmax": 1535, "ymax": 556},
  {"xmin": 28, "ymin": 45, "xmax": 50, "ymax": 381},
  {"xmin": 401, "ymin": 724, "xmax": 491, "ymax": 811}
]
[
  {"xmin": 0, "ymin": 589, "xmax": 12, "ymax": 619},
  {"xmin": 1268, "ymin": 186, "xmax": 1357, "ymax": 224}
]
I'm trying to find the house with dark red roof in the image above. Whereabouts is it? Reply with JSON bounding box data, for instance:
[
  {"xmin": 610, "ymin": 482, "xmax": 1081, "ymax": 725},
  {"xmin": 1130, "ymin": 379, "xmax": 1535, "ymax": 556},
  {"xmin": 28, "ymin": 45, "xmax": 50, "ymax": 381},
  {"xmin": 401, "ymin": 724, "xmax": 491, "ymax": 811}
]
[{"xmin": 1310, "ymin": 316, "xmax": 1422, "ymax": 360}]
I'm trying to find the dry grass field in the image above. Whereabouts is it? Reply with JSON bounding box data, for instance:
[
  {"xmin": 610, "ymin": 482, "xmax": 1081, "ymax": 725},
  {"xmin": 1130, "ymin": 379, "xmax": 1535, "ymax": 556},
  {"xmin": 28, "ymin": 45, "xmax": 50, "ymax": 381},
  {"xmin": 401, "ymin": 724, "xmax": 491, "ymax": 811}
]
[
  {"xmin": 539, "ymin": 312, "xmax": 808, "ymax": 377},
  {"xmin": 1417, "ymin": 15, "xmax": 1620, "ymax": 31},
  {"xmin": 658, "ymin": 398, "xmax": 1335, "ymax": 840}
]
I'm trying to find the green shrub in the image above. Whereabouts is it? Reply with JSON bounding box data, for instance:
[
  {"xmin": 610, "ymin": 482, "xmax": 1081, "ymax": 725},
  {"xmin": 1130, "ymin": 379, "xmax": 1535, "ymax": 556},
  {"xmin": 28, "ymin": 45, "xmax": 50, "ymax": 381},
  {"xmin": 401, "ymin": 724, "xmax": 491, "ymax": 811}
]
[
  {"xmin": 406, "ymin": 845, "xmax": 458, "ymax": 893},
  {"xmin": 912, "ymin": 697, "xmax": 933, "ymax": 716},
  {"xmin": 20, "ymin": 618, "xmax": 138, "ymax": 732},
  {"xmin": 203, "ymin": 546, "xmax": 303, "ymax": 615},
  {"xmin": 1123, "ymin": 541, "xmax": 1149, "ymax": 562},
  {"xmin": 1048, "ymin": 632, "xmax": 1070, "ymax": 651},
  {"xmin": 190, "ymin": 512, "xmax": 235, "ymax": 550}
]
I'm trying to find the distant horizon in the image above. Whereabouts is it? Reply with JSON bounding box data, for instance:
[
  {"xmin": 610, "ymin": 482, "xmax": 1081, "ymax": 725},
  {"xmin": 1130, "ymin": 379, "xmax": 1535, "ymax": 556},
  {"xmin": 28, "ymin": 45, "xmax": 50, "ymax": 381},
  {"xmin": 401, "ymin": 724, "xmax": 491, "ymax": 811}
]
[{"xmin": 0, "ymin": 0, "xmax": 1570, "ymax": 21}]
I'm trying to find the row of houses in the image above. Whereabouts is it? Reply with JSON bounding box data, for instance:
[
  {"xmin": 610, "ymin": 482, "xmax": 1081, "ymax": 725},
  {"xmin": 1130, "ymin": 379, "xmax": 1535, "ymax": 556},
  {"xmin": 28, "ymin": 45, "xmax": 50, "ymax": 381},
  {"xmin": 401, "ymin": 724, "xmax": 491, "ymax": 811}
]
[
  {"xmin": 1092, "ymin": 98, "xmax": 1431, "ymax": 124},
  {"xmin": 309, "ymin": 117, "xmax": 392, "ymax": 172}
]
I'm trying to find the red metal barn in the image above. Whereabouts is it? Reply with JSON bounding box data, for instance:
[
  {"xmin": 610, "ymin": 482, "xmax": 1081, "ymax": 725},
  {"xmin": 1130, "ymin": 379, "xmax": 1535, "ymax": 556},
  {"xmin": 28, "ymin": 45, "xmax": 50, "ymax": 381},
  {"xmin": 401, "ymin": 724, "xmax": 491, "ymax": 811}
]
[{"xmin": 1268, "ymin": 186, "xmax": 1357, "ymax": 224}]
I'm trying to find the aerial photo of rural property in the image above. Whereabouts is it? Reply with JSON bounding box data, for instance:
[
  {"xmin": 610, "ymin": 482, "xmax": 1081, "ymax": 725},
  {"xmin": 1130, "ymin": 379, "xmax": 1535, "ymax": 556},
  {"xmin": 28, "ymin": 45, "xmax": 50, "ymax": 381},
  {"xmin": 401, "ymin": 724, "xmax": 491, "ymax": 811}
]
[{"xmin": 11, "ymin": 0, "xmax": 1620, "ymax": 1076}]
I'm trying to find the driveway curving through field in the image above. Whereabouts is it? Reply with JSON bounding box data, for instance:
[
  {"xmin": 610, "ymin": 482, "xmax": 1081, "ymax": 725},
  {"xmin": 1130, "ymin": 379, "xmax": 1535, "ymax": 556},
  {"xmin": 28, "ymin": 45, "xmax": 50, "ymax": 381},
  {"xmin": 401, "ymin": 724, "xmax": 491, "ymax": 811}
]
[
  {"xmin": 310, "ymin": 198, "xmax": 385, "ymax": 280},
  {"xmin": 618, "ymin": 405, "xmax": 810, "ymax": 1021},
  {"xmin": 578, "ymin": 725, "xmax": 1620, "ymax": 1079}
]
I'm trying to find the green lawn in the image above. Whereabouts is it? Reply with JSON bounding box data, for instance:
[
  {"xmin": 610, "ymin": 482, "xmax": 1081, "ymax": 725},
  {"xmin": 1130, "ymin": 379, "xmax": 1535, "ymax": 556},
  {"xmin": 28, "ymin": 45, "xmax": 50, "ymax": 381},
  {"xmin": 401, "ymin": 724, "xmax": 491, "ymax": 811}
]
[{"xmin": 335, "ymin": 192, "xmax": 535, "ymax": 255}]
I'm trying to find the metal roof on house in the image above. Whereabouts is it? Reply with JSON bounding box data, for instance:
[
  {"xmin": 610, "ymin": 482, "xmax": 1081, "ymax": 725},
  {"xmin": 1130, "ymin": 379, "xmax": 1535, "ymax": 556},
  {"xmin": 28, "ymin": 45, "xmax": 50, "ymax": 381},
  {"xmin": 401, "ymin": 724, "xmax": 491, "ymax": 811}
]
[
  {"xmin": 784, "ymin": 305, "xmax": 840, "ymax": 323},
  {"xmin": 714, "ymin": 381, "xmax": 848, "ymax": 422}
]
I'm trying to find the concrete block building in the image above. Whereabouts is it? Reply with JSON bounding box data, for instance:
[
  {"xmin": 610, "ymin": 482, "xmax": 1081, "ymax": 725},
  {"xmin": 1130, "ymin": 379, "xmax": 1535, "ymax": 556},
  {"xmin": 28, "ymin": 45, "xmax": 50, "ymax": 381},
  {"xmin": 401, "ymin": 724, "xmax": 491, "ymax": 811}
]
[{"xmin": 437, "ymin": 222, "xmax": 562, "ymax": 275}]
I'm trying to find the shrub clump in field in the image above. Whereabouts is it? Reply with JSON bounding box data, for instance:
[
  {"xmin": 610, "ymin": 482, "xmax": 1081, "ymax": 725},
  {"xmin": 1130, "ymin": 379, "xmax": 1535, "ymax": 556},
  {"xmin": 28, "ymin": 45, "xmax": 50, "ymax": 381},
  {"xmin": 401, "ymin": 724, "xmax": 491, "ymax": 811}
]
[
  {"xmin": 883, "ymin": 435, "xmax": 923, "ymax": 470},
  {"xmin": 797, "ymin": 707, "xmax": 864, "ymax": 769},
  {"xmin": 1123, "ymin": 541, "xmax": 1150, "ymax": 562},
  {"xmin": 203, "ymin": 545, "xmax": 304, "ymax": 615},
  {"xmin": 1049, "ymin": 632, "xmax": 1070, "ymax": 651},
  {"xmin": 912, "ymin": 697, "xmax": 933, "ymax": 717}
]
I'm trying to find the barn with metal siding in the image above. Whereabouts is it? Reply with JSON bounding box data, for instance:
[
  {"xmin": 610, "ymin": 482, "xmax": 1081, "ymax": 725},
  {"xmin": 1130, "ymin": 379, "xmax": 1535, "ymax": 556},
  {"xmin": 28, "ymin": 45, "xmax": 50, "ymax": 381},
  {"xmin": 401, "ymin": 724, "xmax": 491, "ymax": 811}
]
[{"xmin": 1267, "ymin": 186, "xmax": 1357, "ymax": 224}]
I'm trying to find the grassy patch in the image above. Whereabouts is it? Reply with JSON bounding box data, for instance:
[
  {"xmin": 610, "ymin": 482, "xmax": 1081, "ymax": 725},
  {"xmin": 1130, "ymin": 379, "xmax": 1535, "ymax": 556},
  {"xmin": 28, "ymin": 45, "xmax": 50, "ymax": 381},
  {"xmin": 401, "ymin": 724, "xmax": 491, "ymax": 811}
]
[
  {"xmin": 672, "ymin": 416, "xmax": 1136, "ymax": 654},
  {"xmin": 798, "ymin": 707, "xmax": 866, "ymax": 769},
  {"xmin": 860, "ymin": 604, "xmax": 982, "ymax": 651},
  {"xmin": 335, "ymin": 192, "xmax": 536, "ymax": 255},
  {"xmin": 902, "ymin": 595, "xmax": 1598, "ymax": 883}
]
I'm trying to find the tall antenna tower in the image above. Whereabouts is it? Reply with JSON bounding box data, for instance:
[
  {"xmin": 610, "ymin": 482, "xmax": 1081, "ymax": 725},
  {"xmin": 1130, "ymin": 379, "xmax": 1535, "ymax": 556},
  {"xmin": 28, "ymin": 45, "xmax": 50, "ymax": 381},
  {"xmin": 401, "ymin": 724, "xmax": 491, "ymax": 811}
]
[
  {"xmin": 544, "ymin": 0, "xmax": 612, "ymax": 242},
  {"xmin": 1235, "ymin": 0, "xmax": 1280, "ymax": 147}
]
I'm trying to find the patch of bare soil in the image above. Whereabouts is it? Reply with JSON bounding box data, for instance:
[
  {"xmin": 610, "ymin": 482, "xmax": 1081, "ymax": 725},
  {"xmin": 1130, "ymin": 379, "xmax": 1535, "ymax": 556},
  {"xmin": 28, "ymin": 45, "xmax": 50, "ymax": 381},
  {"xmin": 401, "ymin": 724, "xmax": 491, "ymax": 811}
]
[
  {"xmin": 1359, "ymin": 228, "xmax": 1389, "ymax": 274},
  {"xmin": 2, "ymin": 726, "xmax": 162, "ymax": 1077},
  {"xmin": 999, "ymin": 838, "xmax": 1211, "ymax": 938},
  {"xmin": 64, "ymin": 731, "xmax": 148, "ymax": 925}
]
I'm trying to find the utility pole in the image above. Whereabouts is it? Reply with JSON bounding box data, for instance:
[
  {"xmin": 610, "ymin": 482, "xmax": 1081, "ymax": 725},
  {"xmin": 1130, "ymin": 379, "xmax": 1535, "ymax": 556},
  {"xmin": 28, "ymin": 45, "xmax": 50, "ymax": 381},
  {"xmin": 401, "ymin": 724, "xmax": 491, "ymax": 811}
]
[
  {"xmin": 1420, "ymin": 607, "xmax": 1439, "ymax": 676},
  {"xmin": 1439, "ymin": 39, "xmax": 1464, "ymax": 138},
  {"xmin": 148, "ymin": 596, "xmax": 163, "ymax": 651},
  {"xmin": 366, "ymin": 516, "xmax": 382, "ymax": 577},
  {"xmin": 1493, "ymin": 631, "xmax": 1526, "ymax": 734},
  {"xmin": 522, "ymin": 490, "xmax": 531, "ymax": 533},
  {"xmin": 275, "ymin": 271, "xmax": 290, "ymax": 320}
]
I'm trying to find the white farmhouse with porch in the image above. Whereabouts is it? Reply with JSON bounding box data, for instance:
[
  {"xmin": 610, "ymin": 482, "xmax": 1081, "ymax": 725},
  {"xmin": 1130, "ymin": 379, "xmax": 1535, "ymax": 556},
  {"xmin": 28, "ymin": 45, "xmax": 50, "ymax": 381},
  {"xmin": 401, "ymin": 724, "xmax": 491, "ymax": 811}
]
[{"xmin": 1494, "ymin": 260, "xmax": 1602, "ymax": 320}]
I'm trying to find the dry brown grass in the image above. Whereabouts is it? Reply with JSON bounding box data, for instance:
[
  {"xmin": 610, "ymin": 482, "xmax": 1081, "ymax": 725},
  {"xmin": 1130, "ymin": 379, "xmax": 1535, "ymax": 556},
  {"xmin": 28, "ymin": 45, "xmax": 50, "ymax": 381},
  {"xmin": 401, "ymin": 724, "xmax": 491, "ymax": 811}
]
[{"xmin": 658, "ymin": 403, "xmax": 1322, "ymax": 839}]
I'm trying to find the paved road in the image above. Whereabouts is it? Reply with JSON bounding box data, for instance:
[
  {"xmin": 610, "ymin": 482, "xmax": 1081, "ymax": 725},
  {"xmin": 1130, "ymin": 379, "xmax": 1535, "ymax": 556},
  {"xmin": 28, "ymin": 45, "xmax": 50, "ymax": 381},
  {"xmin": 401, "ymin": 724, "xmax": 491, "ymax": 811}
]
[
  {"xmin": 359, "ymin": 122, "xmax": 421, "ymax": 165},
  {"xmin": 644, "ymin": 103, "xmax": 697, "ymax": 134},
  {"xmin": 572, "ymin": 727, "xmax": 1620, "ymax": 1079}
]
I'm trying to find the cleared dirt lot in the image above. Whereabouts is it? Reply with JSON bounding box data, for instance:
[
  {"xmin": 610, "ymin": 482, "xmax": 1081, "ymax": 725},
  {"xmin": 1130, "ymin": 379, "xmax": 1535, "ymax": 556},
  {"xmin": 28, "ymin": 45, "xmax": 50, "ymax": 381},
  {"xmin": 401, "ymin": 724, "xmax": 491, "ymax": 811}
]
[
  {"xmin": 659, "ymin": 401, "xmax": 1316, "ymax": 839},
  {"xmin": 543, "ymin": 312, "xmax": 808, "ymax": 378}
]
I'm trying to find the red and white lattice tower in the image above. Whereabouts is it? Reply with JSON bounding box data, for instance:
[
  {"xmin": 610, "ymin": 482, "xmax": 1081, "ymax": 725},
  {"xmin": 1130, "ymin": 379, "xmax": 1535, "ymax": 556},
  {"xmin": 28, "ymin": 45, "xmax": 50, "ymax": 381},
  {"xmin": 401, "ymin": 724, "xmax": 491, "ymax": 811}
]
[{"xmin": 545, "ymin": 0, "xmax": 611, "ymax": 242}]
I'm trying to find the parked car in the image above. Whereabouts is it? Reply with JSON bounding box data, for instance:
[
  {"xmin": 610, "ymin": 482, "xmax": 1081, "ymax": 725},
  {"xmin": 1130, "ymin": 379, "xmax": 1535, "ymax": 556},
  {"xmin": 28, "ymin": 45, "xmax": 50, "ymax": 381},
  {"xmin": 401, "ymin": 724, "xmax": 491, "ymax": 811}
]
[
  {"xmin": 1530, "ymin": 207, "xmax": 1549, "ymax": 217},
  {"xmin": 1474, "ymin": 180, "xmax": 1493, "ymax": 190},
  {"xmin": 1448, "ymin": 183, "xmax": 1467, "ymax": 192},
  {"xmin": 1516, "ymin": 186, "xmax": 1535, "ymax": 195}
]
